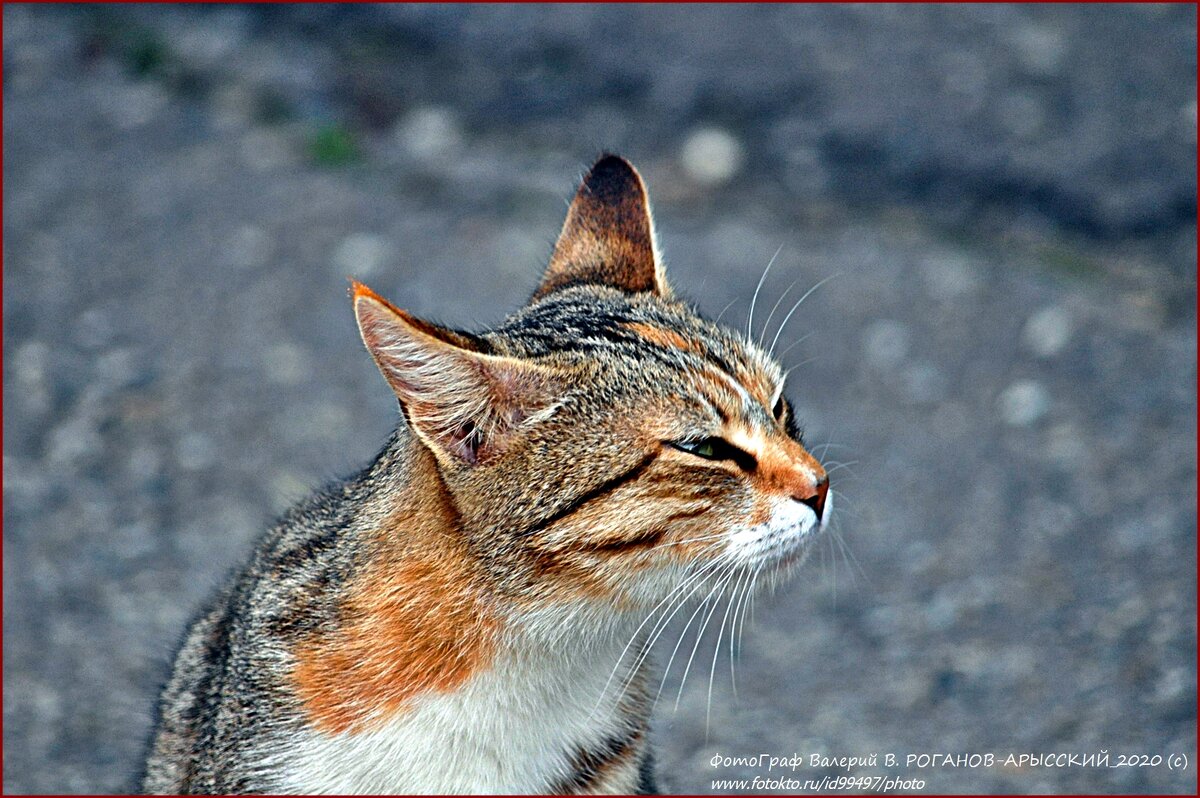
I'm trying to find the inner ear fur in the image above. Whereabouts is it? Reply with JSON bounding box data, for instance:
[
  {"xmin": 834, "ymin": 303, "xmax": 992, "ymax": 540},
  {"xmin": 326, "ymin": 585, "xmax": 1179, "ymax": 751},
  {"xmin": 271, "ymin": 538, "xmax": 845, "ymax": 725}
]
[
  {"xmin": 352, "ymin": 281, "xmax": 560, "ymax": 466},
  {"xmin": 532, "ymin": 154, "xmax": 669, "ymax": 301}
]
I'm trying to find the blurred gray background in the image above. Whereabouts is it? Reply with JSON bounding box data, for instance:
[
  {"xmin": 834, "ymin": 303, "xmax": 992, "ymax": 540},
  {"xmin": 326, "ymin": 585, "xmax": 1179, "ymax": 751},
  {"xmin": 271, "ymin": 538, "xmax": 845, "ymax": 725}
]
[{"xmin": 3, "ymin": 4, "xmax": 1196, "ymax": 794}]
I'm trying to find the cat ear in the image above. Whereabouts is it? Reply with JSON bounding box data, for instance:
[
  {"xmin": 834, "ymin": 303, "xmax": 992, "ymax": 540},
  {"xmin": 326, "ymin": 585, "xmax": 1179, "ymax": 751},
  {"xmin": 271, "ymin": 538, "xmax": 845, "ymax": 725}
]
[
  {"xmin": 532, "ymin": 154, "xmax": 670, "ymax": 301},
  {"xmin": 352, "ymin": 282, "xmax": 559, "ymax": 467}
]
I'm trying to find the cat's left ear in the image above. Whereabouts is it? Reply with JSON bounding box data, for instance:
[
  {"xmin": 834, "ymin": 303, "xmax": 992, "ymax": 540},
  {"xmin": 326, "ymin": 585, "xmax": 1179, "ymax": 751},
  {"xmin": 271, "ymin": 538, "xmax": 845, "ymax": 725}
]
[
  {"xmin": 532, "ymin": 154, "xmax": 670, "ymax": 301},
  {"xmin": 352, "ymin": 282, "xmax": 560, "ymax": 468}
]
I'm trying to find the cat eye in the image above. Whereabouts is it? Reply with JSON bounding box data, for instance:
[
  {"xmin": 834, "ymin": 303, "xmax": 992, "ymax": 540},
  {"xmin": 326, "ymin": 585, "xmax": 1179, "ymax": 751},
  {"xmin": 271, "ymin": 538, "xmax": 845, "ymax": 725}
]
[
  {"xmin": 671, "ymin": 437, "xmax": 757, "ymax": 471},
  {"xmin": 674, "ymin": 439, "xmax": 718, "ymax": 458},
  {"xmin": 772, "ymin": 396, "xmax": 786, "ymax": 422}
]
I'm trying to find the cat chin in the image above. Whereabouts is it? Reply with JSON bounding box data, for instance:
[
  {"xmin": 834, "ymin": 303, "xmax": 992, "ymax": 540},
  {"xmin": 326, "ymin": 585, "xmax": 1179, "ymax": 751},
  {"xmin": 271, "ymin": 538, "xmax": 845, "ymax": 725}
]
[
  {"xmin": 723, "ymin": 497, "xmax": 824, "ymax": 570},
  {"xmin": 615, "ymin": 500, "xmax": 827, "ymax": 602}
]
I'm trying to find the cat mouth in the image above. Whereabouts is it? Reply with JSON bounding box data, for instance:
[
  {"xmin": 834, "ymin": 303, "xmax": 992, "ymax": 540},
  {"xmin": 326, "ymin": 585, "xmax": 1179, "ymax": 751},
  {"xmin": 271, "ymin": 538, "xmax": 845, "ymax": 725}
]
[
  {"xmin": 770, "ymin": 522, "xmax": 821, "ymax": 570},
  {"xmin": 774, "ymin": 531, "xmax": 817, "ymax": 570},
  {"xmin": 725, "ymin": 506, "xmax": 823, "ymax": 571}
]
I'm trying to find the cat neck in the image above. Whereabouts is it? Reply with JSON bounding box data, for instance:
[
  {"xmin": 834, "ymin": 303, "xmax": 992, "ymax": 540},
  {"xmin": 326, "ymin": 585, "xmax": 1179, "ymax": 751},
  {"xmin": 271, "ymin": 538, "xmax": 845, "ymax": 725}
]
[
  {"xmin": 280, "ymin": 621, "xmax": 653, "ymax": 794},
  {"xmin": 280, "ymin": 434, "xmax": 654, "ymax": 792},
  {"xmin": 384, "ymin": 424, "xmax": 657, "ymax": 735},
  {"xmin": 297, "ymin": 426, "xmax": 653, "ymax": 731}
]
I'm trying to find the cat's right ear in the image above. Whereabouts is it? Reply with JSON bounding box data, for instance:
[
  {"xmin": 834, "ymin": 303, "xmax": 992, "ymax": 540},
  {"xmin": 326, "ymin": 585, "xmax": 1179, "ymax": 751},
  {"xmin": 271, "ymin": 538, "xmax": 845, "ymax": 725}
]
[
  {"xmin": 532, "ymin": 154, "xmax": 670, "ymax": 301},
  {"xmin": 352, "ymin": 281, "xmax": 560, "ymax": 468}
]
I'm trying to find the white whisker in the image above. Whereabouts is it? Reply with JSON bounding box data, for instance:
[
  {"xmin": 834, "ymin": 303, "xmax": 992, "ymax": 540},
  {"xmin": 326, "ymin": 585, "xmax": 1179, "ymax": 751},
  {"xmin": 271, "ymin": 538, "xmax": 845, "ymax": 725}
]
[
  {"xmin": 827, "ymin": 488, "xmax": 861, "ymax": 518},
  {"xmin": 591, "ymin": 553, "xmax": 723, "ymax": 716},
  {"xmin": 746, "ymin": 244, "xmax": 784, "ymax": 340},
  {"xmin": 675, "ymin": 568, "xmax": 736, "ymax": 711},
  {"xmin": 728, "ymin": 576, "xmax": 746, "ymax": 701},
  {"xmin": 737, "ymin": 567, "xmax": 760, "ymax": 658},
  {"xmin": 617, "ymin": 553, "xmax": 727, "ymax": 699},
  {"xmin": 831, "ymin": 526, "xmax": 871, "ymax": 588},
  {"xmin": 654, "ymin": 562, "xmax": 733, "ymax": 710},
  {"xmin": 781, "ymin": 356, "xmax": 818, "ymax": 375},
  {"xmin": 768, "ymin": 273, "xmax": 837, "ymax": 356},
  {"xmin": 775, "ymin": 332, "xmax": 814, "ymax": 362},
  {"xmin": 707, "ymin": 568, "xmax": 747, "ymax": 731},
  {"xmin": 714, "ymin": 297, "xmax": 739, "ymax": 324},
  {"xmin": 705, "ymin": 566, "xmax": 744, "ymax": 715},
  {"xmin": 759, "ymin": 277, "xmax": 802, "ymax": 348},
  {"xmin": 828, "ymin": 529, "xmax": 837, "ymax": 608},
  {"xmin": 823, "ymin": 461, "xmax": 860, "ymax": 479}
]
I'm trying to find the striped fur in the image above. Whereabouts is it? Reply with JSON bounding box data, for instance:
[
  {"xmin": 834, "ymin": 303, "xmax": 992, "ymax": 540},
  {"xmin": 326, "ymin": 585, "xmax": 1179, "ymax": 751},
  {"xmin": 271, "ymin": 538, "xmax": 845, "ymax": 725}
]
[{"xmin": 143, "ymin": 155, "xmax": 829, "ymax": 794}]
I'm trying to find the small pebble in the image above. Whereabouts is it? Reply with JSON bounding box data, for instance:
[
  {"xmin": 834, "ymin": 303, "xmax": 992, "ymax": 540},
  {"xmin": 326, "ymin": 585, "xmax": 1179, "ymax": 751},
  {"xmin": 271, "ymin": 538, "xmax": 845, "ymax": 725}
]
[
  {"xmin": 77, "ymin": 309, "xmax": 114, "ymax": 350},
  {"xmin": 1155, "ymin": 667, "xmax": 1190, "ymax": 703},
  {"xmin": 95, "ymin": 349, "xmax": 137, "ymax": 389},
  {"xmin": 227, "ymin": 225, "xmax": 275, "ymax": 270},
  {"xmin": 997, "ymin": 90, "xmax": 1047, "ymax": 140},
  {"xmin": 938, "ymin": 51, "xmax": 988, "ymax": 113},
  {"xmin": 862, "ymin": 319, "xmax": 910, "ymax": 369},
  {"xmin": 292, "ymin": 402, "xmax": 350, "ymax": 442},
  {"xmin": 175, "ymin": 432, "xmax": 217, "ymax": 471},
  {"xmin": 1022, "ymin": 306, "xmax": 1072, "ymax": 357},
  {"xmin": 1045, "ymin": 423, "xmax": 1086, "ymax": 464},
  {"xmin": 925, "ymin": 592, "xmax": 960, "ymax": 632},
  {"xmin": 264, "ymin": 342, "xmax": 310, "ymax": 386},
  {"xmin": 1023, "ymin": 497, "xmax": 1078, "ymax": 539},
  {"xmin": 100, "ymin": 82, "xmax": 169, "ymax": 131},
  {"xmin": 782, "ymin": 144, "xmax": 828, "ymax": 194},
  {"xmin": 493, "ymin": 226, "xmax": 550, "ymax": 279},
  {"xmin": 997, "ymin": 379, "xmax": 1050, "ymax": 426},
  {"xmin": 173, "ymin": 12, "xmax": 248, "ymax": 68},
  {"xmin": 127, "ymin": 444, "xmax": 163, "ymax": 481},
  {"xmin": 47, "ymin": 417, "xmax": 103, "ymax": 466},
  {"xmin": 211, "ymin": 84, "xmax": 256, "ymax": 131},
  {"xmin": 240, "ymin": 129, "xmax": 296, "ymax": 173},
  {"xmin": 930, "ymin": 401, "xmax": 970, "ymax": 440},
  {"xmin": 13, "ymin": 341, "xmax": 50, "ymax": 385},
  {"xmin": 1012, "ymin": 24, "xmax": 1066, "ymax": 76},
  {"xmin": 901, "ymin": 362, "xmax": 947, "ymax": 404},
  {"xmin": 27, "ymin": 232, "xmax": 64, "ymax": 275},
  {"xmin": 333, "ymin": 232, "xmax": 393, "ymax": 279},
  {"xmin": 919, "ymin": 251, "xmax": 979, "ymax": 300},
  {"xmin": 395, "ymin": 107, "xmax": 463, "ymax": 160},
  {"xmin": 680, "ymin": 128, "xmax": 744, "ymax": 187}
]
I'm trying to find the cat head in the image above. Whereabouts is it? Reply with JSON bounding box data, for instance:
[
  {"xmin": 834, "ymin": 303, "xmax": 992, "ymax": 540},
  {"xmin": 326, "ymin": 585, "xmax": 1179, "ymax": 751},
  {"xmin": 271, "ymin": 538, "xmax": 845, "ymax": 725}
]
[{"xmin": 353, "ymin": 155, "xmax": 828, "ymax": 612}]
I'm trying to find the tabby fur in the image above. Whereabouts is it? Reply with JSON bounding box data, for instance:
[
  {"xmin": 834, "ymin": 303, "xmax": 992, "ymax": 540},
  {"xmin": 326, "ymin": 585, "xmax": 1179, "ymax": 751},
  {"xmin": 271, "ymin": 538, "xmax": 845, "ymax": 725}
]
[{"xmin": 142, "ymin": 155, "xmax": 829, "ymax": 794}]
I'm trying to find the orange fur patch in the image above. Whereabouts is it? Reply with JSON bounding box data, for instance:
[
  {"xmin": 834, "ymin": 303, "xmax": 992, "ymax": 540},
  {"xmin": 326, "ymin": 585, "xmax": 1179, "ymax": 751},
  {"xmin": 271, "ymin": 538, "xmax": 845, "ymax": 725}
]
[
  {"xmin": 730, "ymin": 424, "xmax": 826, "ymax": 501},
  {"xmin": 291, "ymin": 490, "xmax": 498, "ymax": 734},
  {"xmin": 623, "ymin": 321, "xmax": 704, "ymax": 354},
  {"xmin": 350, "ymin": 279, "xmax": 403, "ymax": 314}
]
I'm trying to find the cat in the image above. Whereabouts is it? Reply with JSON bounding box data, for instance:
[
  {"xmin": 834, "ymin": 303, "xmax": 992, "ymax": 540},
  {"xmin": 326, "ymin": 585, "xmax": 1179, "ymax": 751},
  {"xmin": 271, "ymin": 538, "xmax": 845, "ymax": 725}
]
[{"xmin": 141, "ymin": 154, "xmax": 830, "ymax": 794}]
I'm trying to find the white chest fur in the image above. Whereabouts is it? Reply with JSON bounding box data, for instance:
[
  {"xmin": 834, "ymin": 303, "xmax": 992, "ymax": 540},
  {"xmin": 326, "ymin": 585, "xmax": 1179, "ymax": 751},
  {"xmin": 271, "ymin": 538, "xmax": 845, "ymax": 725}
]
[{"xmin": 271, "ymin": 619, "xmax": 647, "ymax": 794}]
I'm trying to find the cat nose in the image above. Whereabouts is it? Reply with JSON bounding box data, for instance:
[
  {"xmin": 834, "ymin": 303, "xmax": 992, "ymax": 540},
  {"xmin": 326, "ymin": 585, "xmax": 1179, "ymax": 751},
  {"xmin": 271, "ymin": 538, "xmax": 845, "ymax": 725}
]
[{"xmin": 794, "ymin": 476, "xmax": 829, "ymax": 521}]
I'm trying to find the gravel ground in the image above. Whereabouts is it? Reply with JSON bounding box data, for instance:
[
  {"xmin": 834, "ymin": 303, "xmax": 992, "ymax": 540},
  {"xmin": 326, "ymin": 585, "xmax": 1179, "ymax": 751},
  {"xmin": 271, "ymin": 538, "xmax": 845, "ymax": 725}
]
[{"xmin": 3, "ymin": 5, "xmax": 1196, "ymax": 794}]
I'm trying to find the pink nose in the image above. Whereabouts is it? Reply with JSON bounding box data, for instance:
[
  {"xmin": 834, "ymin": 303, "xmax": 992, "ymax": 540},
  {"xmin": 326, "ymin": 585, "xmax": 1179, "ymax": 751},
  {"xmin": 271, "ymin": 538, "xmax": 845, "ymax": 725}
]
[{"xmin": 795, "ymin": 477, "xmax": 829, "ymax": 520}]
